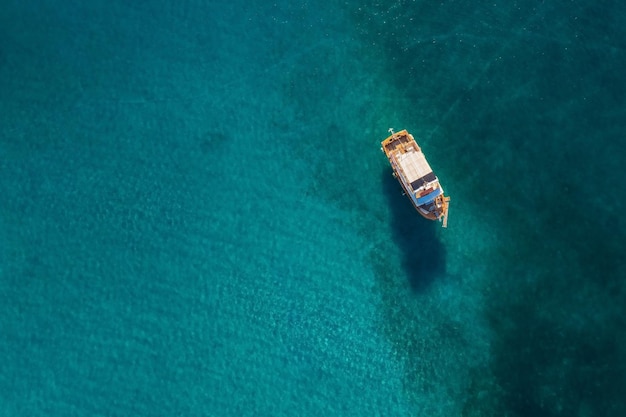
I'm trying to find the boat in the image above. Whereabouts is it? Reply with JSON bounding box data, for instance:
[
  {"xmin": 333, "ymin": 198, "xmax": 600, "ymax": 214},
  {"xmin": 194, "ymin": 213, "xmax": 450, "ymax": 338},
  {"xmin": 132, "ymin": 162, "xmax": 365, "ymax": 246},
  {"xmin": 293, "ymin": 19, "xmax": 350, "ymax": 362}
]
[{"xmin": 381, "ymin": 128, "xmax": 450, "ymax": 227}]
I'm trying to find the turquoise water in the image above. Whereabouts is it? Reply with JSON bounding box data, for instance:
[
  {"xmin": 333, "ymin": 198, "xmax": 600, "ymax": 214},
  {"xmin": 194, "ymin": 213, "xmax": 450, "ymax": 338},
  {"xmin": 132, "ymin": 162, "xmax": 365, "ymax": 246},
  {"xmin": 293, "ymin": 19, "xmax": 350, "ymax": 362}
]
[{"xmin": 1, "ymin": 1, "xmax": 625, "ymax": 415}]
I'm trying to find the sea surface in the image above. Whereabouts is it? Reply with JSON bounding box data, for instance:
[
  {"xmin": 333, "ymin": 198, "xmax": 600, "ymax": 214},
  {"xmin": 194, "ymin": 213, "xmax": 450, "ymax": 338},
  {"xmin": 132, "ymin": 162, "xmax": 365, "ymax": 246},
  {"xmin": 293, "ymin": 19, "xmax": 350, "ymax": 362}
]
[{"xmin": 1, "ymin": 1, "xmax": 625, "ymax": 416}]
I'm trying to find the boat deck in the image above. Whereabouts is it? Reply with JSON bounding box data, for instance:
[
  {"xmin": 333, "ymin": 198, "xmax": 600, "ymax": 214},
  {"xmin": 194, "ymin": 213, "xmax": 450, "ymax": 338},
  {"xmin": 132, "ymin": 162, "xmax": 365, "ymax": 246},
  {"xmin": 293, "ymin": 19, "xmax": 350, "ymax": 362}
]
[
  {"xmin": 383, "ymin": 131, "xmax": 434, "ymax": 191},
  {"xmin": 381, "ymin": 129, "xmax": 450, "ymax": 227},
  {"xmin": 382, "ymin": 133, "xmax": 413, "ymax": 153},
  {"xmin": 392, "ymin": 150, "xmax": 433, "ymax": 189}
]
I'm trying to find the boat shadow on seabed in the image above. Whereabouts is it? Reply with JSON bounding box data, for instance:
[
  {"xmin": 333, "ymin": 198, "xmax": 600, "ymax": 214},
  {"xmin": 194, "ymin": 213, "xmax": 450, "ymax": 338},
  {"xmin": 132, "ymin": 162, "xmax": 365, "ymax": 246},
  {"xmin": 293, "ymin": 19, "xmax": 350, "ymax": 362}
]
[{"xmin": 381, "ymin": 170, "xmax": 446, "ymax": 292}]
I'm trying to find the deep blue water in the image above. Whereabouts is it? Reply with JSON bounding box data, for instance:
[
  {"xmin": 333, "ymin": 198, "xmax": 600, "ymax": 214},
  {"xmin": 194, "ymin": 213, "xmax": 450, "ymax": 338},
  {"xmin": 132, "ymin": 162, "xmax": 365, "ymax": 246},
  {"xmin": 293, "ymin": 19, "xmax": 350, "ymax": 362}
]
[{"xmin": 1, "ymin": 1, "xmax": 625, "ymax": 416}]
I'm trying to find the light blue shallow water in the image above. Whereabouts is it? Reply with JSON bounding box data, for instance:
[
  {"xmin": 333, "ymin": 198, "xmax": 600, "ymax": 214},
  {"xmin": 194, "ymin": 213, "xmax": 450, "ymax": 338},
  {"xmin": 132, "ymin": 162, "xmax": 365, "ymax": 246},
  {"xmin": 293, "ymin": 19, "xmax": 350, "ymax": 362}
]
[{"xmin": 2, "ymin": 1, "xmax": 625, "ymax": 416}]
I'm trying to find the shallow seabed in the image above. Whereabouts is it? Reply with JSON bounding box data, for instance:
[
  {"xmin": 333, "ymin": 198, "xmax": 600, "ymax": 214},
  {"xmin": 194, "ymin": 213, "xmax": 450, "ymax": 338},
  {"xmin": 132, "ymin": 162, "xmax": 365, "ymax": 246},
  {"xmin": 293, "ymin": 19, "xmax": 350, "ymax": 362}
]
[{"xmin": 1, "ymin": 1, "xmax": 625, "ymax": 416}]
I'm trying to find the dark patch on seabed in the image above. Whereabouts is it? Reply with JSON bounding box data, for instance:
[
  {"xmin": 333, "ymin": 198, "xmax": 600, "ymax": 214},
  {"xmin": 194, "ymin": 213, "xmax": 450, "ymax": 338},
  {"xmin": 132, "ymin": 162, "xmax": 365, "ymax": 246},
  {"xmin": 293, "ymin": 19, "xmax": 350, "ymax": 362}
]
[
  {"xmin": 480, "ymin": 172, "xmax": 626, "ymax": 416},
  {"xmin": 381, "ymin": 171, "xmax": 445, "ymax": 292},
  {"xmin": 487, "ymin": 281, "xmax": 626, "ymax": 417},
  {"xmin": 351, "ymin": 1, "xmax": 626, "ymax": 415}
]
